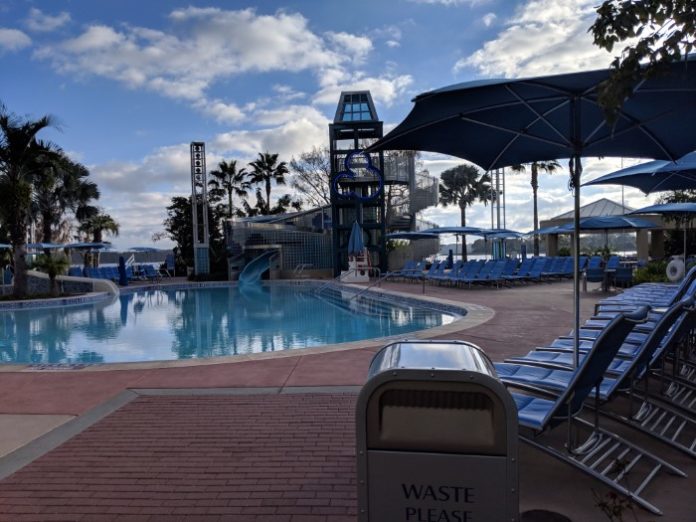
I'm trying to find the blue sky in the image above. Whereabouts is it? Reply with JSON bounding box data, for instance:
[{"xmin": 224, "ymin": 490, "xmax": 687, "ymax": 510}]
[{"xmin": 0, "ymin": 0, "xmax": 658, "ymax": 249}]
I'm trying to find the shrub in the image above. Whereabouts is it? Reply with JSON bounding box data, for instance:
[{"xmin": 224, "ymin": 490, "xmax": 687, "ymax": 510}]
[{"xmin": 633, "ymin": 260, "xmax": 668, "ymax": 284}]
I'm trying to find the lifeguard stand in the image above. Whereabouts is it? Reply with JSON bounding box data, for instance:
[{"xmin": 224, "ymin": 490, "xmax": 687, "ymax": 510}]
[{"xmin": 329, "ymin": 91, "xmax": 387, "ymax": 277}]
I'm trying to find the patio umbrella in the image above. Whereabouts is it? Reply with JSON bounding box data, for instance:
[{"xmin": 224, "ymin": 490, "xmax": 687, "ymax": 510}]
[
  {"xmin": 64, "ymin": 242, "xmax": 111, "ymax": 249},
  {"xmin": 585, "ymin": 151, "xmax": 696, "ymax": 194},
  {"xmin": 385, "ymin": 232, "xmax": 439, "ymax": 240},
  {"xmin": 127, "ymin": 246, "xmax": 160, "ymax": 252},
  {"xmin": 347, "ymin": 221, "xmax": 365, "ymax": 256},
  {"xmin": 369, "ymin": 57, "xmax": 696, "ymax": 366},
  {"xmin": 628, "ymin": 203, "xmax": 696, "ymax": 274},
  {"xmin": 421, "ymin": 226, "xmax": 484, "ymax": 260},
  {"xmin": 26, "ymin": 243, "xmax": 65, "ymax": 250},
  {"xmin": 558, "ymin": 215, "xmax": 656, "ymax": 249}
]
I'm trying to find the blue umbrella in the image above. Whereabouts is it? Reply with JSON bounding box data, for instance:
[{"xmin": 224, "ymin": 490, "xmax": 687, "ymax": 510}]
[
  {"xmin": 127, "ymin": 246, "xmax": 160, "ymax": 252},
  {"xmin": 421, "ymin": 226, "xmax": 484, "ymax": 260},
  {"xmin": 628, "ymin": 203, "xmax": 696, "ymax": 273},
  {"xmin": 585, "ymin": 151, "xmax": 696, "ymax": 194},
  {"xmin": 347, "ymin": 221, "xmax": 365, "ymax": 256},
  {"xmin": 530, "ymin": 225, "xmax": 566, "ymax": 235},
  {"xmin": 420, "ymin": 226, "xmax": 483, "ymax": 235},
  {"xmin": 369, "ymin": 57, "xmax": 696, "ymax": 368},
  {"xmin": 558, "ymin": 215, "xmax": 656, "ymax": 232},
  {"xmin": 385, "ymin": 232, "xmax": 439, "ymax": 240},
  {"xmin": 64, "ymin": 242, "xmax": 111, "ymax": 249},
  {"xmin": 478, "ymin": 228, "xmax": 523, "ymax": 239},
  {"xmin": 26, "ymin": 243, "xmax": 65, "ymax": 250}
]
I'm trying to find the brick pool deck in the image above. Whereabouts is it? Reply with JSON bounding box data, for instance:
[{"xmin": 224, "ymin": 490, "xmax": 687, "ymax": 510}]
[{"xmin": 0, "ymin": 280, "xmax": 693, "ymax": 521}]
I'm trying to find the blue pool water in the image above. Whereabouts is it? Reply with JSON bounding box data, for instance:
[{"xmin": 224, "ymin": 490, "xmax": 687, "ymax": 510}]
[{"xmin": 0, "ymin": 285, "xmax": 458, "ymax": 364}]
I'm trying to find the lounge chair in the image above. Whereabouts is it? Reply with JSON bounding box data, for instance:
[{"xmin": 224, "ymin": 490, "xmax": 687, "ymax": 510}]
[
  {"xmin": 68, "ymin": 267, "xmax": 83, "ymax": 277},
  {"xmin": 143, "ymin": 264, "xmax": 161, "ymax": 281},
  {"xmin": 498, "ymin": 298, "xmax": 696, "ymax": 459},
  {"xmin": 503, "ymin": 306, "xmax": 684, "ymax": 515}
]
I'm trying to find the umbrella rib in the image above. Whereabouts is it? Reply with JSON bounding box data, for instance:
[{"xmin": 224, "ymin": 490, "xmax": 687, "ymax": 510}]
[
  {"xmin": 504, "ymin": 85, "xmax": 572, "ymax": 146},
  {"xmin": 459, "ymin": 116, "xmax": 570, "ymax": 150},
  {"xmin": 579, "ymin": 85, "xmax": 684, "ymax": 160}
]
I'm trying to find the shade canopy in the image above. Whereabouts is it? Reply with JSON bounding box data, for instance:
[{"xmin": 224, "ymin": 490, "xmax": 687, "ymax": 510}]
[
  {"xmin": 127, "ymin": 246, "xmax": 160, "ymax": 252},
  {"xmin": 628, "ymin": 203, "xmax": 696, "ymax": 270},
  {"xmin": 64, "ymin": 242, "xmax": 112, "ymax": 250},
  {"xmin": 584, "ymin": 151, "xmax": 696, "ymax": 194},
  {"xmin": 479, "ymin": 228, "xmax": 523, "ymax": 239},
  {"xmin": 347, "ymin": 221, "xmax": 365, "ymax": 256},
  {"xmin": 627, "ymin": 202, "xmax": 696, "ymax": 217},
  {"xmin": 420, "ymin": 226, "xmax": 483, "ymax": 235},
  {"xmin": 532, "ymin": 217, "xmax": 655, "ymax": 235},
  {"xmin": 368, "ymin": 57, "xmax": 696, "ymax": 369},
  {"xmin": 26, "ymin": 243, "xmax": 65, "ymax": 250},
  {"xmin": 564, "ymin": 215, "xmax": 656, "ymax": 232},
  {"xmin": 369, "ymin": 58, "xmax": 696, "ymax": 169},
  {"xmin": 530, "ymin": 225, "xmax": 566, "ymax": 236},
  {"xmin": 385, "ymin": 232, "xmax": 440, "ymax": 240}
]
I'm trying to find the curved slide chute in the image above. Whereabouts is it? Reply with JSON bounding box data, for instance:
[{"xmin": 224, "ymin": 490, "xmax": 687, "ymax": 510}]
[{"xmin": 239, "ymin": 251, "xmax": 276, "ymax": 285}]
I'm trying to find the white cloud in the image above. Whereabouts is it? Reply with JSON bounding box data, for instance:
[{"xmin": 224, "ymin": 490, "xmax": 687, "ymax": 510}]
[
  {"xmin": 194, "ymin": 99, "xmax": 246, "ymax": 124},
  {"xmin": 454, "ymin": 0, "xmax": 613, "ymax": 77},
  {"xmin": 272, "ymin": 84, "xmax": 306, "ymax": 101},
  {"xmin": 0, "ymin": 28, "xmax": 31, "ymax": 52},
  {"xmin": 34, "ymin": 7, "xmax": 372, "ymax": 122},
  {"xmin": 25, "ymin": 8, "xmax": 71, "ymax": 33},
  {"xmin": 482, "ymin": 13, "xmax": 497, "ymax": 27},
  {"xmin": 213, "ymin": 114, "xmax": 328, "ymax": 161},
  {"xmin": 326, "ymin": 32, "xmax": 372, "ymax": 64},
  {"xmin": 410, "ymin": 0, "xmax": 492, "ymax": 6},
  {"xmin": 313, "ymin": 70, "xmax": 413, "ymax": 107}
]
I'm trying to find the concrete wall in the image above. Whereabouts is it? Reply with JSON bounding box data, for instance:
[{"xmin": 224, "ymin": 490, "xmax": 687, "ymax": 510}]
[{"xmin": 25, "ymin": 270, "xmax": 119, "ymax": 296}]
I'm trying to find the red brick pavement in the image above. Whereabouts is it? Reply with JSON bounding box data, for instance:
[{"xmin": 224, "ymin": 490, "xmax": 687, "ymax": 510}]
[{"xmin": 0, "ymin": 394, "xmax": 358, "ymax": 522}]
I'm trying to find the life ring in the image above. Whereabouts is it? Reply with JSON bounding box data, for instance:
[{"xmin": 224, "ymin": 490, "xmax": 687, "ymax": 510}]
[{"xmin": 667, "ymin": 258, "xmax": 685, "ymax": 282}]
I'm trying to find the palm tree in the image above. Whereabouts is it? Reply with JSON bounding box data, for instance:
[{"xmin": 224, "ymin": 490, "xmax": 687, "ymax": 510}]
[
  {"xmin": 32, "ymin": 148, "xmax": 100, "ymax": 250},
  {"xmin": 439, "ymin": 164, "xmax": 491, "ymax": 262},
  {"xmin": 510, "ymin": 160, "xmax": 561, "ymax": 256},
  {"xmin": 78, "ymin": 213, "xmax": 119, "ymax": 267},
  {"xmin": 32, "ymin": 254, "xmax": 69, "ymax": 297},
  {"xmin": 208, "ymin": 159, "xmax": 248, "ymax": 218},
  {"xmin": 248, "ymin": 152, "xmax": 289, "ymax": 215},
  {"xmin": 0, "ymin": 104, "xmax": 56, "ymax": 297}
]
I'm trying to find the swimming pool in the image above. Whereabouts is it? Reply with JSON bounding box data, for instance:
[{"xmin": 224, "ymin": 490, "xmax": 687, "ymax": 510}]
[{"xmin": 0, "ymin": 283, "xmax": 461, "ymax": 364}]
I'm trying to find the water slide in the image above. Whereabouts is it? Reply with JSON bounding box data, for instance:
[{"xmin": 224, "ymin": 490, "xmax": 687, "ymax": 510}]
[{"xmin": 239, "ymin": 251, "xmax": 276, "ymax": 285}]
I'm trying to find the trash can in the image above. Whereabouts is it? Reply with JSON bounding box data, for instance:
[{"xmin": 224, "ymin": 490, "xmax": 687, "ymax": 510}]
[{"xmin": 356, "ymin": 340, "xmax": 518, "ymax": 522}]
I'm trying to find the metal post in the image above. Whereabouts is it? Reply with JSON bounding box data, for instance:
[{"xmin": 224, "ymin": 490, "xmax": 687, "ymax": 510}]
[
  {"xmin": 572, "ymin": 155, "xmax": 582, "ymax": 369},
  {"xmin": 190, "ymin": 142, "xmax": 210, "ymax": 275}
]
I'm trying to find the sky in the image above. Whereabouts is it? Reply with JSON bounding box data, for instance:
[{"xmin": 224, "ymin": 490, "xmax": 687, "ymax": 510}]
[{"xmin": 0, "ymin": 0, "xmax": 660, "ymax": 250}]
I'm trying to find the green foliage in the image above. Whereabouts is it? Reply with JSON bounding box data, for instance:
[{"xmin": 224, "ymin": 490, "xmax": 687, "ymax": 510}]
[
  {"xmin": 634, "ymin": 260, "xmax": 669, "ymax": 284},
  {"xmin": 162, "ymin": 196, "xmax": 227, "ymax": 274},
  {"xmin": 31, "ymin": 254, "xmax": 70, "ymax": 297},
  {"xmin": 557, "ymin": 247, "xmax": 571, "ymax": 256},
  {"xmin": 591, "ymin": 0, "xmax": 696, "ymax": 121},
  {"xmin": 208, "ymin": 159, "xmax": 249, "ymax": 219}
]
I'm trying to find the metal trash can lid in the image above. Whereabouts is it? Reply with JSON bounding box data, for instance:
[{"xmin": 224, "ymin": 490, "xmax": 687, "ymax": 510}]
[{"xmin": 368, "ymin": 340, "xmax": 496, "ymax": 380}]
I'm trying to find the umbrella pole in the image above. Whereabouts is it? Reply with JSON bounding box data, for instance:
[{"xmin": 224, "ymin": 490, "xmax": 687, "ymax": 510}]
[
  {"xmin": 572, "ymin": 156, "xmax": 582, "ymax": 369},
  {"xmin": 684, "ymin": 225, "xmax": 688, "ymax": 279}
]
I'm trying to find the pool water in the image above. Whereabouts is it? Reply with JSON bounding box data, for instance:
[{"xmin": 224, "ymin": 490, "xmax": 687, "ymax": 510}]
[{"xmin": 0, "ymin": 285, "xmax": 458, "ymax": 364}]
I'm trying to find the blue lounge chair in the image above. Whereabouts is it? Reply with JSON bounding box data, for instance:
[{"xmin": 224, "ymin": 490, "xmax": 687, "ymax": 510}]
[
  {"xmin": 143, "ymin": 264, "xmax": 161, "ymax": 281},
  {"xmin": 498, "ymin": 297, "xmax": 696, "ymax": 459},
  {"xmin": 68, "ymin": 267, "xmax": 83, "ymax": 277},
  {"xmin": 504, "ymin": 306, "xmax": 684, "ymax": 515},
  {"xmin": 402, "ymin": 260, "xmax": 427, "ymax": 281}
]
